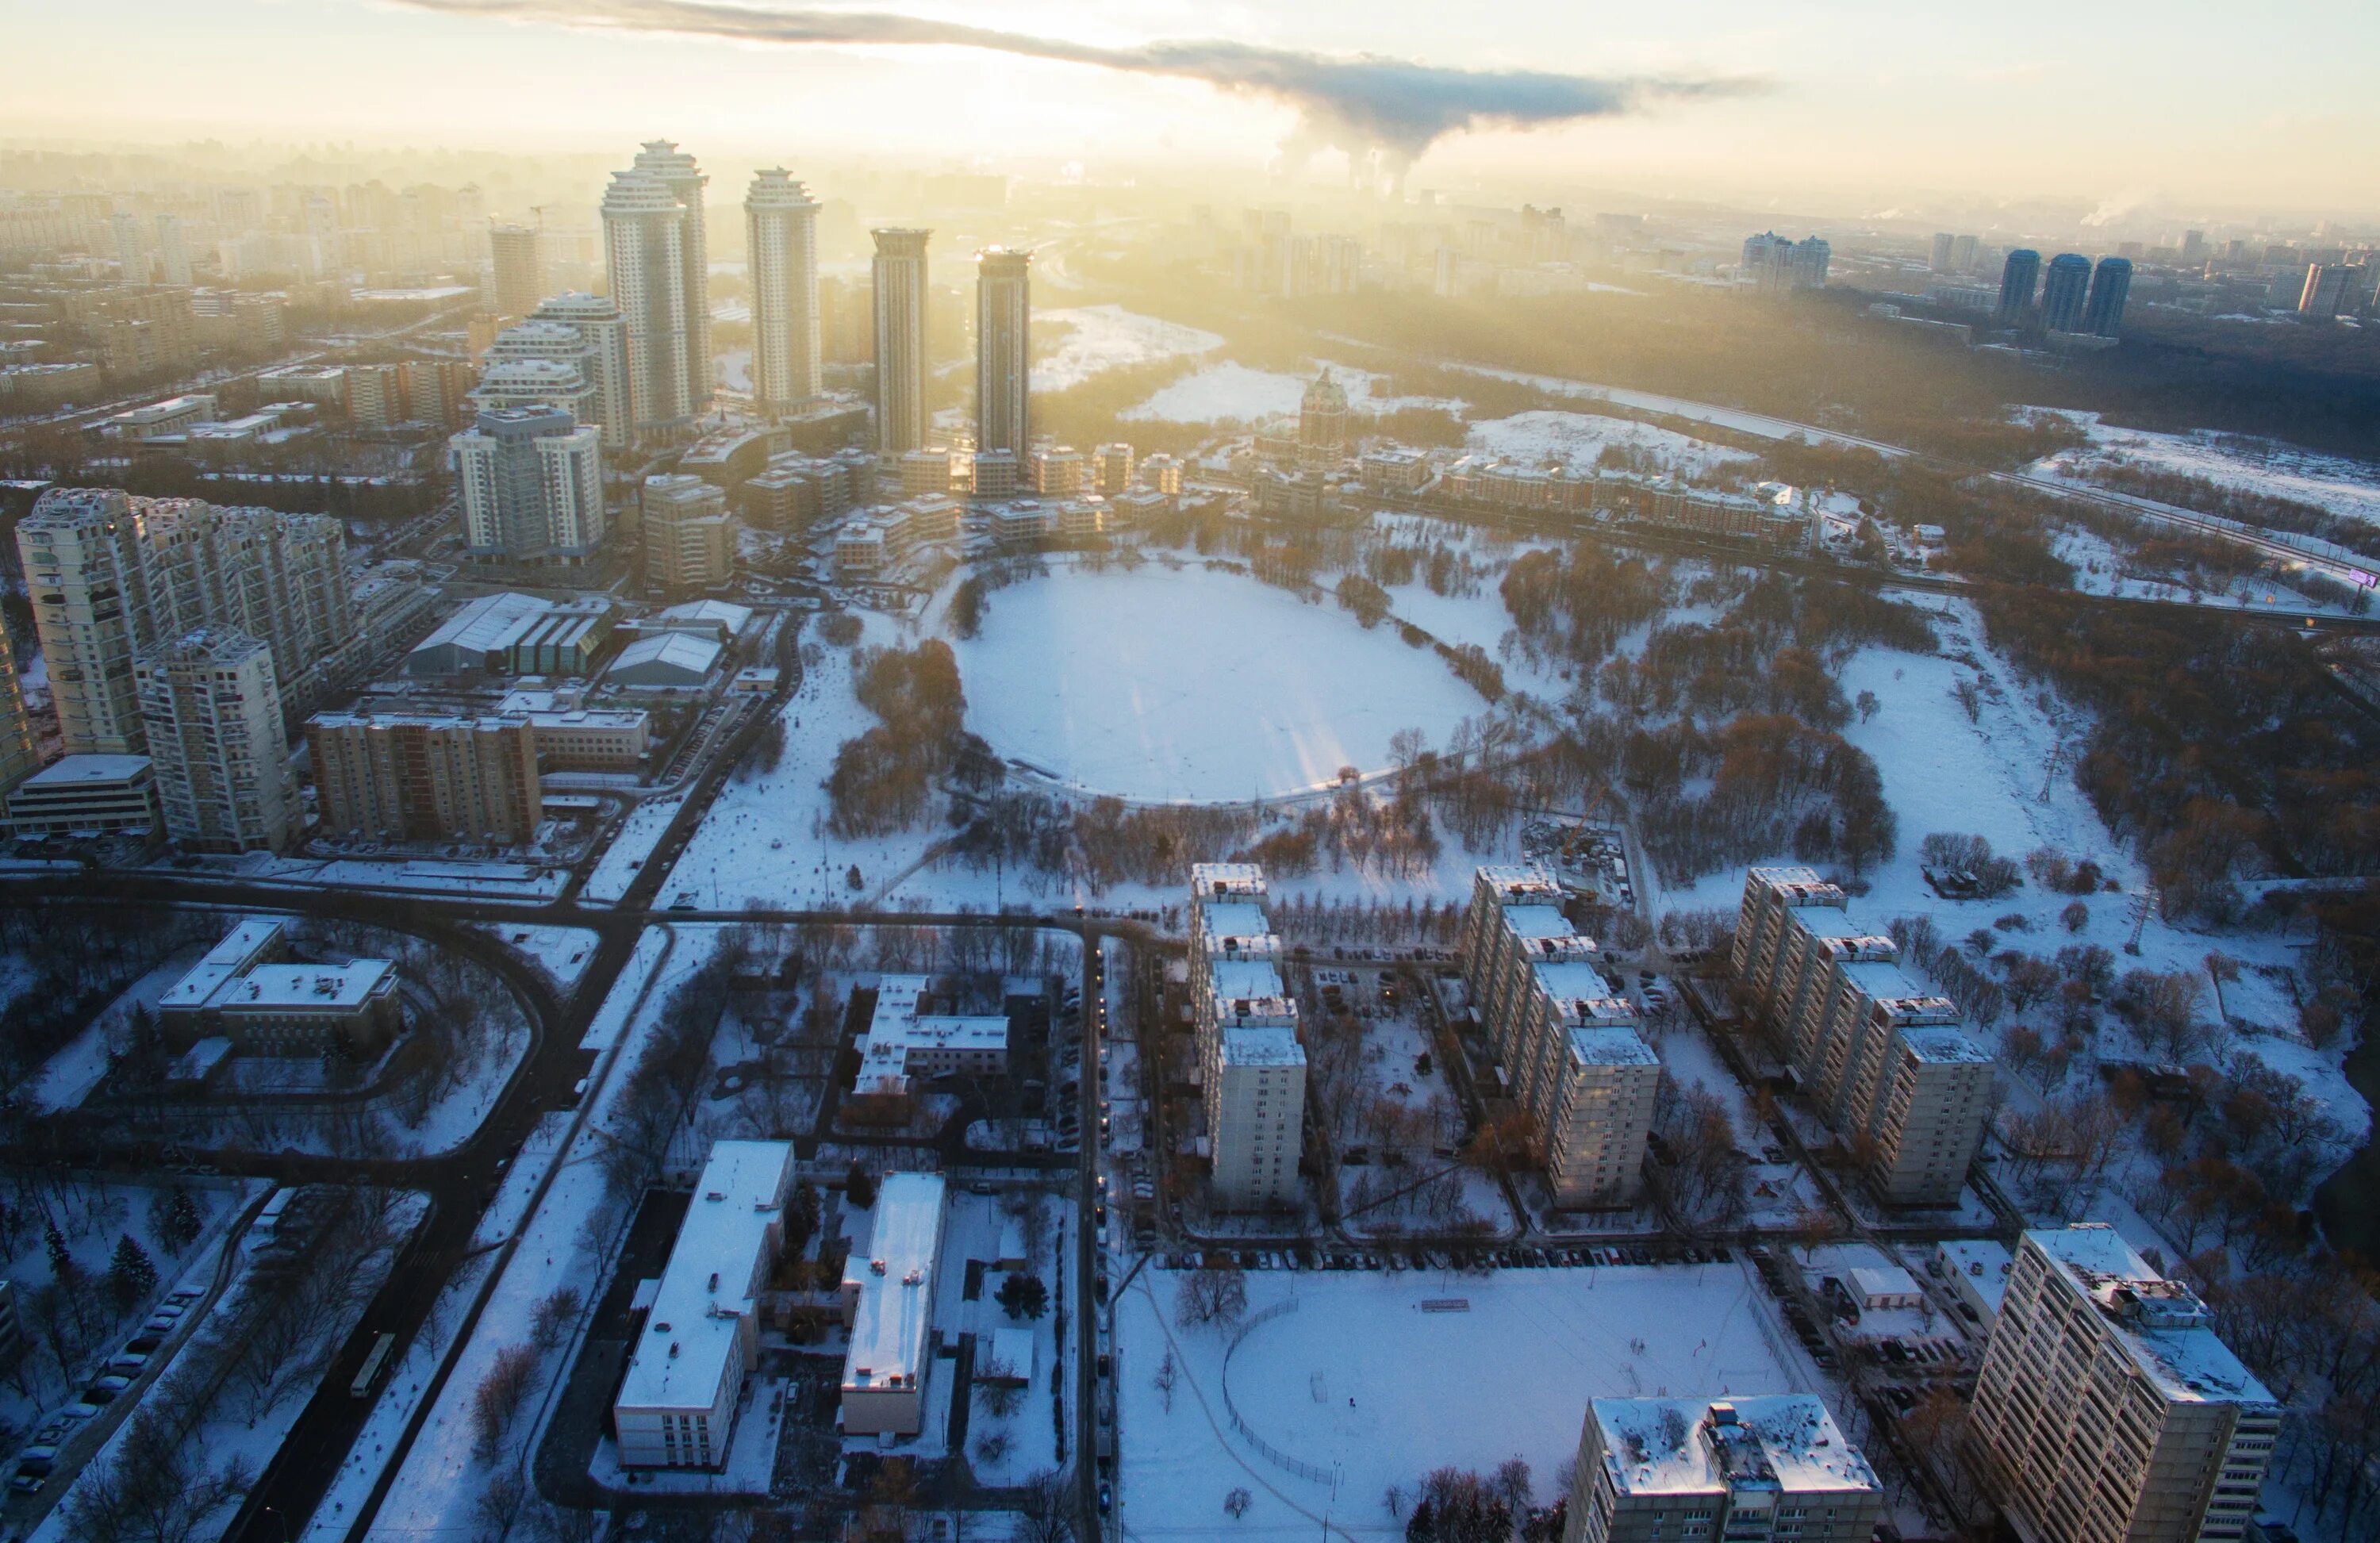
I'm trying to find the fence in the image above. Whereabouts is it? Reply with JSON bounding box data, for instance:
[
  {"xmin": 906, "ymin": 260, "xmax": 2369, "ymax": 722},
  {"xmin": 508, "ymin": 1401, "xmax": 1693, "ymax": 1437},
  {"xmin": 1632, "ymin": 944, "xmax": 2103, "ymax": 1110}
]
[{"xmin": 1219, "ymin": 1297, "xmax": 1337, "ymax": 1489}]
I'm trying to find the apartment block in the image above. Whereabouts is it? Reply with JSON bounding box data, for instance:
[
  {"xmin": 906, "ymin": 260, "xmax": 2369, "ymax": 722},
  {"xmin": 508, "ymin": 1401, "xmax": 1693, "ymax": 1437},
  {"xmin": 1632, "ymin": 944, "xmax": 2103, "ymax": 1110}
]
[
  {"xmin": 0, "ymin": 617, "xmax": 39, "ymax": 795},
  {"xmin": 1731, "ymin": 868, "xmax": 1994, "ymax": 1205},
  {"xmin": 1968, "ymin": 1226, "xmax": 2278, "ymax": 1543},
  {"xmin": 451, "ymin": 406, "xmax": 606, "ymax": 564},
  {"xmin": 1458, "ymin": 865, "xmax": 1660, "ymax": 1207},
  {"xmin": 1564, "ymin": 1396, "xmax": 1883, "ymax": 1543},
  {"xmin": 1188, "ymin": 863, "xmax": 1307, "ymax": 1210},
  {"xmin": 306, "ymin": 711, "xmax": 541, "ymax": 845},
  {"xmin": 136, "ymin": 628, "xmax": 294, "ymax": 853},
  {"xmin": 640, "ymin": 473, "xmax": 736, "ymax": 590}
]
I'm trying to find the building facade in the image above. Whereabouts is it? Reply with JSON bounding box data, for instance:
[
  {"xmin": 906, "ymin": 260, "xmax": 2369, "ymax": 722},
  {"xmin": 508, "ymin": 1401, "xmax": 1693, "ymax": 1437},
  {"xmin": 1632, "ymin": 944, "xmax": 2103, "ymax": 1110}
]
[
  {"xmin": 1564, "ymin": 1397, "xmax": 1883, "ymax": 1543},
  {"xmin": 136, "ymin": 628, "xmax": 294, "ymax": 853},
  {"xmin": 528, "ymin": 292, "xmax": 634, "ymax": 447},
  {"xmin": 451, "ymin": 406, "xmax": 606, "ymax": 564},
  {"xmin": 3, "ymin": 754, "xmax": 159, "ymax": 837},
  {"xmin": 488, "ymin": 222, "xmax": 544, "ymax": 318},
  {"xmin": 306, "ymin": 711, "xmax": 541, "ymax": 845},
  {"xmin": 2082, "ymin": 257, "xmax": 2132, "ymax": 337},
  {"xmin": 1188, "ymin": 864, "xmax": 1307, "ymax": 1209},
  {"xmin": 601, "ymin": 170, "xmax": 693, "ymax": 441},
  {"xmin": 1458, "ymin": 866, "xmax": 1660, "ymax": 1207},
  {"xmin": 640, "ymin": 473, "xmax": 736, "ymax": 591},
  {"xmin": 870, "ymin": 228, "xmax": 931, "ymax": 456},
  {"xmin": 974, "ymin": 247, "xmax": 1031, "ymax": 456},
  {"xmin": 1968, "ymin": 1226, "xmax": 2278, "ymax": 1543},
  {"xmin": 744, "ymin": 168, "xmax": 820, "ymax": 416},
  {"xmin": 2040, "ymin": 254, "xmax": 2093, "ymax": 332}
]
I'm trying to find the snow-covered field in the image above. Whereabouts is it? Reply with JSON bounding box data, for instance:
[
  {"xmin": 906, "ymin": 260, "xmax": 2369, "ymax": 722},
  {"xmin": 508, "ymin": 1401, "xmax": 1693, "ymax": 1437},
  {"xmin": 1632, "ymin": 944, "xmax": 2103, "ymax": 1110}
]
[
  {"xmin": 1032, "ymin": 304, "xmax": 1220, "ymax": 392},
  {"xmin": 584, "ymin": 794, "xmax": 684, "ymax": 904},
  {"xmin": 1466, "ymin": 409, "xmax": 1756, "ymax": 478},
  {"xmin": 950, "ymin": 563, "xmax": 1486, "ymax": 801},
  {"xmin": 2028, "ymin": 409, "xmax": 2380, "ymax": 528},
  {"xmin": 1117, "ymin": 1261, "xmax": 1828, "ymax": 1539},
  {"xmin": 1443, "ymin": 365, "xmax": 1888, "ymax": 451},
  {"xmin": 1123, "ymin": 360, "xmax": 1463, "ymax": 424}
]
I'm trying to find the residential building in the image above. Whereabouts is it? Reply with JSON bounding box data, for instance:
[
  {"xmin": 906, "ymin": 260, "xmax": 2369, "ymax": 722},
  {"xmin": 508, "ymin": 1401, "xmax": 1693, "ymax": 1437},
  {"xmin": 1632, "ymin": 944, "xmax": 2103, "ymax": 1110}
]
[
  {"xmin": 1937, "ymin": 1238, "xmax": 2013, "ymax": 1328},
  {"xmin": 451, "ymin": 406, "xmax": 606, "ymax": 564},
  {"xmin": 900, "ymin": 447, "xmax": 956, "ymax": 496},
  {"xmin": 4, "ymin": 754, "xmax": 159, "ymax": 837},
  {"xmin": 1093, "ymin": 442, "xmax": 1134, "ymax": 496},
  {"xmin": 1188, "ymin": 864, "xmax": 1307, "ymax": 1209},
  {"xmin": 1029, "ymin": 443, "xmax": 1087, "ymax": 496},
  {"xmin": 870, "ymin": 228, "xmax": 931, "ymax": 455},
  {"xmin": 1731, "ymin": 868, "xmax": 1993, "ymax": 1205},
  {"xmin": 17, "ymin": 489, "xmax": 353, "ymax": 755},
  {"xmin": 969, "ymin": 449, "xmax": 1021, "ymax": 499},
  {"xmin": 745, "ymin": 169, "xmax": 820, "ymax": 416},
  {"xmin": 838, "ymin": 1173, "xmax": 948, "ymax": 1437},
  {"xmin": 1138, "ymin": 452, "xmax": 1184, "ymax": 495},
  {"xmin": 615, "ymin": 1141, "xmax": 799, "ymax": 1468},
  {"xmin": 524, "ymin": 292, "xmax": 633, "ymax": 447},
  {"xmin": 1298, "ymin": 369, "xmax": 1349, "ymax": 470},
  {"xmin": 974, "ymin": 247, "xmax": 1031, "ymax": 456},
  {"xmin": 1458, "ymin": 866, "xmax": 1660, "ymax": 1207},
  {"xmin": 2298, "ymin": 263, "xmax": 2356, "ymax": 320},
  {"xmin": 496, "ymin": 702, "xmax": 650, "ymax": 770},
  {"xmin": 136, "ymin": 628, "xmax": 294, "ymax": 853},
  {"xmin": 305, "ymin": 711, "xmax": 541, "ymax": 845},
  {"xmin": 344, "ymin": 363, "xmax": 404, "ymax": 429},
  {"xmin": 2083, "ymin": 257, "xmax": 2133, "ymax": 336},
  {"xmin": 488, "ymin": 222, "xmax": 544, "ymax": 318},
  {"xmin": 1563, "ymin": 1396, "xmax": 1883, "ymax": 1543},
  {"xmin": 602, "ymin": 169, "xmax": 694, "ymax": 440},
  {"xmin": 1742, "ymin": 232, "xmax": 1830, "ymax": 290},
  {"xmin": 0, "ymin": 619, "xmax": 36, "ymax": 795},
  {"xmin": 467, "ymin": 354, "xmax": 596, "ymax": 426},
  {"xmin": 847, "ymin": 974, "xmax": 1010, "ymax": 1121},
  {"xmin": 2040, "ymin": 254, "xmax": 2093, "ymax": 332},
  {"xmin": 641, "ymin": 473, "xmax": 736, "ymax": 590},
  {"xmin": 1968, "ymin": 1226, "xmax": 2278, "ymax": 1543}
]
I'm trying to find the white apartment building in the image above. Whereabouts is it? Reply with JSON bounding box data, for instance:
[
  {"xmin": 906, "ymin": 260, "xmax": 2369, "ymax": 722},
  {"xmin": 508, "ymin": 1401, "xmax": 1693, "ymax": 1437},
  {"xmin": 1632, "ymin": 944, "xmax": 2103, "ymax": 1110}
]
[
  {"xmin": 451, "ymin": 406, "xmax": 605, "ymax": 564},
  {"xmin": 1459, "ymin": 866, "xmax": 1661, "ymax": 1207},
  {"xmin": 839, "ymin": 1172, "xmax": 948, "ymax": 1437},
  {"xmin": 1188, "ymin": 864, "xmax": 1307, "ymax": 1210},
  {"xmin": 615, "ymin": 1141, "xmax": 798, "ymax": 1468},
  {"xmin": 1564, "ymin": 1396, "xmax": 1883, "ymax": 1543},
  {"xmin": 1969, "ymin": 1226, "xmax": 2278, "ymax": 1543},
  {"xmin": 527, "ymin": 293, "xmax": 633, "ymax": 447},
  {"xmin": 1732, "ymin": 867, "xmax": 1994, "ymax": 1205},
  {"xmin": 744, "ymin": 168, "xmax": 820, "ymax": 416},
  {"xmin": 136, "ymin": 628, "xmax": 294, "ymax": 853}
]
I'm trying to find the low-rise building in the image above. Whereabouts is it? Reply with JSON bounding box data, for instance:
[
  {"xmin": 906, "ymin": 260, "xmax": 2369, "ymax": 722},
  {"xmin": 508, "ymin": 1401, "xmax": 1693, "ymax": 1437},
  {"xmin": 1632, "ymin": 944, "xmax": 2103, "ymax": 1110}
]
[
  {"xmin": 1563, "ymin": 1396, "xmax": 1883, "ymax": 1543},
  {"xmin": 835, "ymin": 519, "xmax": 888, "ymax": 580},
  {"xmin": 1936, "ymin": 1239, "xmax": 2012, "ymax": 1326},
  {"xmin": 4, "ymin": 754, "xmax": 159, "ymax": 837},
  {"xmin": 900, "ymin": 447, "xmax": 957, "ymax": 496},
  {"xmin": 157, "ymin": 918, "xmax": 401, "ymax": 1056},
  {"xmin": 839, "ymin": 1172, "xmax": 948, "ymax": 1437},
  {"xmin": 848, "ymin": 976, "xmax": 1010, "ymax": 1120},
  {"xmin": 614, "ymin": 1141, "xmax": 799, "ymax": 1468},
  {"xmin": 606, "ymin": 632, "xmax": 722, "ymax": 690},
  {"xmin": 517, "ymin": 708, "xmax": 651, "ymax": 771}
]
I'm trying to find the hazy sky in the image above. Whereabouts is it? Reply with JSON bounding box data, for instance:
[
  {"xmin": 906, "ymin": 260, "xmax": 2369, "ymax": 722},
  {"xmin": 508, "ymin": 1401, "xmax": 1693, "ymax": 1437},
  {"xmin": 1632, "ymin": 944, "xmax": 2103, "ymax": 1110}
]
[{"xmin": 10, "ymin": 0, "xmax": 2377, "ymax": 217}]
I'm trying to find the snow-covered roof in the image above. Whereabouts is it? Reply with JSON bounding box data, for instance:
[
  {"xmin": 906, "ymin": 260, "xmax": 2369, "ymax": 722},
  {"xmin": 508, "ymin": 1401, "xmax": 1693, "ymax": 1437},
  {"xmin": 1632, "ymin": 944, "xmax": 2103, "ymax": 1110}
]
[
  {"xmin": 216, "ymin": 959, "xmax": 394, "ymax": 1011},
  {"xmin": 2025, "ymin": 1226, "xmax": 2274, "ymax": 1407},
  {"xmin": 1850, "ymin": 1265, "xmax": 1921, "ymax": 1301},
  {"xmin": 859, "ymin": 975, "xmax": 1008, "ymax": 1088},
  {"xmin": 20, "ymin": 754, "xmax": 152, "ymax": 788},
  {"xmin": 607, "ymin": 632, "xmax": 722, "ymax": 685},
  {"xmin": 1218, "ymin": 1023, "xmax": 1306, "ymax": 1067},
  {"xmin": 159, "ymin": 919, "xmax": 285, "ymax": 1011},
  {"xmin": 1747, "ymin": 866, "xmax": 1844, "ymax": 907},
  {"xmin": 1938, "ymin": 1239, "xmax": 2012, "ymax": 1309},
  {"xmin": 1208, "ymin": 955, "xmax": 1287, "ymax": 1006},
  {"xmin": 1190, "ymin": 862, "xmax": 1267, "ymax": 900},
  {"xmin": 1901, "ymin": 1024, "xmax": 1990, "ymax": 1064},
  {"xmin": 1499, "ymin": 903, "xmax": 1577, "ymax": 942},
  {"xmin": 1568, "ymin": 1024, "xmax": 1660, "ymax": 1068},
  {"xmin": 656, "ymin": 598, "xmax": 753, "ymax": 633},
  {"xmin": 1197, "ymin": 900, "xmax": 1272, "ymax": 941},
  {"xmin": 1533, "ymin": 958, "xmax": 1620, "ymax": 1005},
  {"xmin": 1591, "ymin": 1395, "xmax": 1879, "ymax": 1499},
  {"xmin": 842, "ymin": 1173, "xmax": 947, "ymax": 1397},
  {"xmin": 1476, "ymin": 863, "xmax": 1568, "ymax": 906},
  {"xmin": 617, "ymin": 1141, "xmax": 796, "ymax": 1414},
  {"xmin": 409, "ymin": 592, "xmax": 554, "ymax": 666}
]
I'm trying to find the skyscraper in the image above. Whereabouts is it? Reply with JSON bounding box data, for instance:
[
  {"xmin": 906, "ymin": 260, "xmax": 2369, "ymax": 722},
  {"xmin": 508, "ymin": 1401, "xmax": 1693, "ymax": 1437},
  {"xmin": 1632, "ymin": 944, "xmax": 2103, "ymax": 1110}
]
[
  {"xmin": 137, "ymin": 628, "xmax": 294, "ymax": 853},
  {"xmin": 629, "ymin": 140, "xmax": 711, "ymax": 416},
  {"xmin": 1930, "ymin": 232, "xmax": 1956, "ymax": 271},
  {"xmin": 973, "ymin": 247, "xmax": 1031, "ymax": 457},
  {"xmin": 2082, "ymin": 256, "xmax": 2133, "ymax": 337},
  {"xmin": 489, "ymin": 222, "xmax": 545, "ymax": 318},
  {"xmin": 451, "ymin": 406, "xmax": 607, "ymax": 564},
  {"xmin": 1949, "ymin": 232, "xmax": 1979, "ymax": 273},
  {"xmin": 1997, "ymin": 248, "xmax": 2042, "ymax": 323},
  {"xmin": 870, "ymin": 228, "xmax": 931, "ymax": 457},
  {"xmin": 2040, "ymin": 253, "xmax": 2094, "ymax": 332},
  {"xmin": 601, "ymin": 171, "xmax": 693, "ymax": 440},
  {"xmin": 745, "ymin": 169, "xmax": 820, "ymax": 417}
]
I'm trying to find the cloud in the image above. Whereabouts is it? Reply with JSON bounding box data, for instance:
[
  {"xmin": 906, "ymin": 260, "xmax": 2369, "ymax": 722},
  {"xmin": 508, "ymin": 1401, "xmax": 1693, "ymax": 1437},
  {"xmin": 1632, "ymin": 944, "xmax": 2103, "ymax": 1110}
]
[{"xmin": 389, "ymin": 0, "xmax": 1764, "ymax": 160}]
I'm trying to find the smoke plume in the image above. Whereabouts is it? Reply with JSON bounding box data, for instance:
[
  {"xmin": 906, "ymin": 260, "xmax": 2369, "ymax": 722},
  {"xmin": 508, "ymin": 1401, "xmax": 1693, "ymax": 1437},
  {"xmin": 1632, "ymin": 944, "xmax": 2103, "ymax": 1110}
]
[{"xmin": 393, "ymin": 0, "xmax": 1761, "ymax": 159}]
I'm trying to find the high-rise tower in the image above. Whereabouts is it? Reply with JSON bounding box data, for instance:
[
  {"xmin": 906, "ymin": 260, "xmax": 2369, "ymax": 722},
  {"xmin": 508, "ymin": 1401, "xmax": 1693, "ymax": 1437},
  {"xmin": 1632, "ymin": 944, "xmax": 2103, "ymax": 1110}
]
[
  {"xmin": 2040, "ymin": 253, "xmax": 2093, "ymax": 332},
  {"xmin": 2082, "ymin": 256, "xmax": 2132, "ymax": 337},
  {"xmin": 870, "ymin": 228, "xmax": 932, "ymax": 457},
  {"xmin": 1997, "ymin": 248, "xmax": 2042, "ymax": 323},
  {"xmin": 745, "ymin": 169, "xmax": 821, "ymax": 417},
  {"xmin": 489, "ymin": 222, "xmax": 545, "ymax": 318},
  {"xmin": 630, "ymin": 140, "xmax": 711, "ymax": 416},
  {"xmin": 601, "ymin": 171, "xmax": 692, "ymax": 440},
  {"xmin": 973, "ymin": 247, "xmax": 1031, "ymax": 457}
]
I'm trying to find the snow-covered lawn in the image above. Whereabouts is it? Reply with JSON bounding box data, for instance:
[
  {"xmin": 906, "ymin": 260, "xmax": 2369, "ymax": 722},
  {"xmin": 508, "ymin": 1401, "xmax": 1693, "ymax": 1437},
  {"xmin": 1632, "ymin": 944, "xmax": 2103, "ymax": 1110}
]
[
  {"xmin": 1123, "ymin": 360, "xmax": 1462, "ymax": 425},
  {"xmin": 1117, "ymin": 1261, "xmax": 1828, "ymax": 1538},
  {"xmin": 2027, "ymin": 408, "xmax": 2380, "ymax": 529},
  {"xmin": 1466, "ymin": 410, "xmax": 1756, "ymax": 478},
  {"xmin": 1032, "ymin": 304, "xmax": 1220, "ymax": 392},
  {"xmin": 950, "ymin": 563, "xmax": 1486, "ymax": 801}
]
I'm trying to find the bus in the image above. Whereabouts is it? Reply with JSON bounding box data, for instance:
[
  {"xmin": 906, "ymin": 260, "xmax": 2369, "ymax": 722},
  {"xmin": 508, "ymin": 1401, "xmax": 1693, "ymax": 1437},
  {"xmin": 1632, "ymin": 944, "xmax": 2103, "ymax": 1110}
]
[{"xmin": 350, "ymin": 1332, "xmax": 396, "ymax": 1399}]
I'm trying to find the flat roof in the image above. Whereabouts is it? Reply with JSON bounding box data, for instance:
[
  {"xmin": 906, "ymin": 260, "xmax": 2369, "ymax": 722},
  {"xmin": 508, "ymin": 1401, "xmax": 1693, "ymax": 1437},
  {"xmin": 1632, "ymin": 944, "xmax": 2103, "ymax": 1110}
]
[
  {"xmin": 1476, "ymin": 863, "xmax": 1568, "ymax": 905},
  {"xmin": 1901, "ymin": 1024, "xmax": 1990, "ymax": 1064},
  {"xmin": 1197, "ymin": 900, "xmax": 1271, "ymax": 939},
  {"xmin": 1533, "ymin": 958, "xmax": 1619, "ymax": 1004},
  {"xmin": 1850, "ymin": 1265, "xmax": 1921, "ymax": 1299},
  {"xmin": 1568, "ymin": 1023, "xmax": 1660, "ymax": 1067},
  {"xmin": 842, "ymin": 1173, "xmax": 947, "ymax": 1395},
  {"xmin": 2027, "ymin": 1226, "xmax": 2274, "ymax": 1407},
  {"xmin": 1939, "ymin": 1239, "xmax": 2012, "ymax": 1310},
  {"xmin": 1592, "ymin": 1395, "xmax": 1879, "ymax": 1499},
  {"xmin": 1499, "ymin": 903, "xmax": 1576, "ymax": 941},
  {"xmin": 21, "ymin": 754, "xmax": 151, "ymax": 787},
  {"xmin": 1218, "ymin": 1023, "xmax": 1306, "ymax": 1067},
  {"xmin": 212, "ymin": 959, "xmax": 394, "ymax": 1011},
  {"xmin": 1209, "ymin": 956, "xmax": 1287, "ymax": 1004},
  {"xmin": 859, "ymin": 974, "xmax": 1008, "ymax": 1086},
  {"xmin": 159, "ymin": 919, "xmax": 285, "ymax": 1011},
  {"xmin": 617, "ymin": 1141, "xmax": 796, "ymax": 1414}
]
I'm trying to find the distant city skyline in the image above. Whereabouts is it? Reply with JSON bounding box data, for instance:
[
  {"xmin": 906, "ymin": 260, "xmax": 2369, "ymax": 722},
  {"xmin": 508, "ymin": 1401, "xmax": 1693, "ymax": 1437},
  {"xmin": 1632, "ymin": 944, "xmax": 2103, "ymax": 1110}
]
[{"xmin": 6, "ymin": 0, "xmax": 2378, "ymax": 217}]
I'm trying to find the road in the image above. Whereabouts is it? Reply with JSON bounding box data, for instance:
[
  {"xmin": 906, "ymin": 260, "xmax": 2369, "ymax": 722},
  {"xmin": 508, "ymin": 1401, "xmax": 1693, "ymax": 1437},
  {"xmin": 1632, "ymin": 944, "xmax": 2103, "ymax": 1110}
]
[{"xmin": 1074, "ymin": 941, "xmax": 1106, "ymax": 1541}]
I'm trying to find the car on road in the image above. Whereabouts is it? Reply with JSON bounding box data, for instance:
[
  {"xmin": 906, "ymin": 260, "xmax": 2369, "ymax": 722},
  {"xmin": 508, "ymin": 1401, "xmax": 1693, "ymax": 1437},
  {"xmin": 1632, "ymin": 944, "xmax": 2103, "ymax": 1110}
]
[
  {"xmin": 1098, "ymin": 1485, "xmax": 1111, "ymax": 1514},
  {"xmin": 10, "ymin": 1475, "xmax": 44, "ymax": 1495}
]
